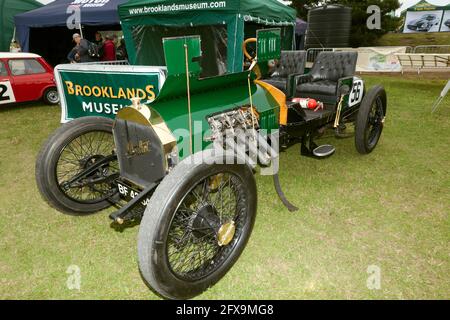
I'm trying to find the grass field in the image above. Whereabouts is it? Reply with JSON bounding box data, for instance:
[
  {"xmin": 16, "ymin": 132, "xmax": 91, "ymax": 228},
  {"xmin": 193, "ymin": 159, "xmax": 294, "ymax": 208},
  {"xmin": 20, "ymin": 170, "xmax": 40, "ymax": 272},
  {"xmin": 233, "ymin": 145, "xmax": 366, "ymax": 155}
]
[
  {"xmin": 0, "ymin": 75, "xmax": 449, "ymax": 300},
  {"xmin": 377, "ymin": 32, "xmax": 450, "ymax": 47}
]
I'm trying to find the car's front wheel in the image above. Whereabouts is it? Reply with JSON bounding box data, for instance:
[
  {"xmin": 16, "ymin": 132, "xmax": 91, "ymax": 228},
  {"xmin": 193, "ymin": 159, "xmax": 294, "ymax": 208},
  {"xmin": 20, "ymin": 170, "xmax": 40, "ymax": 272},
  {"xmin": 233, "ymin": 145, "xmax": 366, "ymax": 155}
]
[
  {"xmin": 35, "ymin": 117, "xmax": 119, "ymax": 215},
  {"xmin": 138, "ymin": 150, "xmax": 257, "ymax": 299}
]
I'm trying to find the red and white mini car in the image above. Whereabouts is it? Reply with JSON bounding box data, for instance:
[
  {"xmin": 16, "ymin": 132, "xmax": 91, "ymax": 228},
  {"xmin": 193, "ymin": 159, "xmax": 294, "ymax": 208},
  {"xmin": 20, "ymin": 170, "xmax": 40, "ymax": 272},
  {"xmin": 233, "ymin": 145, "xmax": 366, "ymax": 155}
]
[{"xmin": 0, "ymin": 53, "xmax": 59, "ymax": 106}]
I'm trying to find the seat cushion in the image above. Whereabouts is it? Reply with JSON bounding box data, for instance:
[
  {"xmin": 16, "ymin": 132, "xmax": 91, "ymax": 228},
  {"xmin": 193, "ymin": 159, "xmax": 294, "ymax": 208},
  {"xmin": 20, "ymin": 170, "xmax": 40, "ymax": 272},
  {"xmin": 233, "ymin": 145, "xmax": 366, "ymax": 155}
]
[
  {"xmin": 263, "ymin": 78, "xmax": 287, "ymax": 92},
  {"xmin": 277, "ymin": 51, "xmax": 307, "ymax": 77},
  {"xmin": 297, "ymin": 80, "xmax": 337, "ymax": 96}
]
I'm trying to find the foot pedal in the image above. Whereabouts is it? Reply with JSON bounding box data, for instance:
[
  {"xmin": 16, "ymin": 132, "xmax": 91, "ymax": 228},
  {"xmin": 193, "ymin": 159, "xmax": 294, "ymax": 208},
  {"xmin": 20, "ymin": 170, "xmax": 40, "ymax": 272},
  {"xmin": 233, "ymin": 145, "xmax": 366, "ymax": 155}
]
[{"xmin": 313, "ymin": 145, "xmax": 335, "ymax": 158}]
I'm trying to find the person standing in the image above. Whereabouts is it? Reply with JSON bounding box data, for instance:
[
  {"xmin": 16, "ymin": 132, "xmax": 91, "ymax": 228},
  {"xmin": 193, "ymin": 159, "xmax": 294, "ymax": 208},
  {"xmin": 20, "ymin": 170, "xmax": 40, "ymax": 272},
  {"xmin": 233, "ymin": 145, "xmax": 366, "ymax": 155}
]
[
  {"xmin": 68, "ymin": 33, "xmax": 94, "ymax": 63},
  {"xmin": 101, "ymin": 34, "xmax": 117, "ymax": 62},
  {"xmin": 67, "ymin": 47, "xmax": 78, "ymax": 63},
  {"xmin": 116, "ymin": 38, "xmax": 128, "ymax": 61},
  {"xmin": 93, "ymin": 31, "xmax": 103, "ymax": 46}
]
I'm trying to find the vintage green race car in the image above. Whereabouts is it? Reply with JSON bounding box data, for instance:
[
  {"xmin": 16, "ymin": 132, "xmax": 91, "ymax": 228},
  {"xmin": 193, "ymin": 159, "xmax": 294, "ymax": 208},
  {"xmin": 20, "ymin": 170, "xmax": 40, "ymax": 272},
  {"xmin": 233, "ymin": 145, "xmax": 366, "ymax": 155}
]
[{"xmin": 35, "ymin": 0, "xmax": 387, "ymax": 300}]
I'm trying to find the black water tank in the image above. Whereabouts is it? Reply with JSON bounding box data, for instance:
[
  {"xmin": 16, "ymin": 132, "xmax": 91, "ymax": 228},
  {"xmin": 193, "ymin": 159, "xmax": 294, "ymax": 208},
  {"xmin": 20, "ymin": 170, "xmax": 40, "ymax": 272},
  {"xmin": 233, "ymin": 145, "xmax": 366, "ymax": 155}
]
[{"xmin": 305, "ymin": 5, "xmax": 352, "ymax": 48}]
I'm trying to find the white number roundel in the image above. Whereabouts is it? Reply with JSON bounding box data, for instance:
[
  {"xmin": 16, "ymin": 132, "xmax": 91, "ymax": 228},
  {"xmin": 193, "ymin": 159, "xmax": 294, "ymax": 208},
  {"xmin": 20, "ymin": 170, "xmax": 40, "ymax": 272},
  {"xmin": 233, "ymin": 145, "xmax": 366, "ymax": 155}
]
[{"xmin": 349, "ymin": 80, "xmax": 364, "ymax": 107}]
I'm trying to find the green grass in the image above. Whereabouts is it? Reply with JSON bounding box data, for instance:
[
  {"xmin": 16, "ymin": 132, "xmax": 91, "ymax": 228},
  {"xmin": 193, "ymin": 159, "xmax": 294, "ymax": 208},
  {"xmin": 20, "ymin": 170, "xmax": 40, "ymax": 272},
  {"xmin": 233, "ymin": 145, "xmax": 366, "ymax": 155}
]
[
  {"xmin": 377, "ymin": 32, "xmax": 450, "ymax": 47},
  {"xmin": 0, "ymin": 75, "xmax": 449, "ymax": 300}
]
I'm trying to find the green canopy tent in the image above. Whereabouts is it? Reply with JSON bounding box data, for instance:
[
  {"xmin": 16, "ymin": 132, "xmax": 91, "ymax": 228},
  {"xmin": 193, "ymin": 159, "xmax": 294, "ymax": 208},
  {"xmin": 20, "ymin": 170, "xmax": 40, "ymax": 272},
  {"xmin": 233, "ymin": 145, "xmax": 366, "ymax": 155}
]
[
  {"xmin": 118, "ymin": 0, "xmax": 296, "ymax": 75},
  {"xmin": 0, "ymin": 0, "xmax": 42, "ymax": 52},
  {"xmin": 404, "ymin": 0, "xmax": 449, "ymax": 12},
  {"xmin": 401, "ymin": 0, "xmax": 450, "ymax": 16}
]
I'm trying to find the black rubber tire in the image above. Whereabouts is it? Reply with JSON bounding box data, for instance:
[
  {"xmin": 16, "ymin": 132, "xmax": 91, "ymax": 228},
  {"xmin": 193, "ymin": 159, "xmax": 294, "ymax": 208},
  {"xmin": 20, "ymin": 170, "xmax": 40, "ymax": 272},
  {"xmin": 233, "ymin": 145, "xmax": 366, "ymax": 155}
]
[
  {"xmin": 138, "ymin": 150, "xmax": 257, "ymax": 300},
  {"xmin": 35, "ymin": 116, "xmax": 116, "ymax": 215},
  {"xmin": 43, "ymin": 87, "xmax": 60, "ymax": 105},
  {"xmin": 355, "ymin": 85, "xmax": 387, "ymax": 155}
]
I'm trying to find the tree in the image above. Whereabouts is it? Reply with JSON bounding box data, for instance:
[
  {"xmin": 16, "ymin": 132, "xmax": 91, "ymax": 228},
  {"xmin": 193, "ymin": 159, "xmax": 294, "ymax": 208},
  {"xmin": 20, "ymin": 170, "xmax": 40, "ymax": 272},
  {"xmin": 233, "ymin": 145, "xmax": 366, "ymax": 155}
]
[
  {"xmin": 290, "ymin": 0, "xmax": 322, "ymax": 20},
  {"xmin": 290, "ymin": 0, "xmax": 401, "ymax": 47}
]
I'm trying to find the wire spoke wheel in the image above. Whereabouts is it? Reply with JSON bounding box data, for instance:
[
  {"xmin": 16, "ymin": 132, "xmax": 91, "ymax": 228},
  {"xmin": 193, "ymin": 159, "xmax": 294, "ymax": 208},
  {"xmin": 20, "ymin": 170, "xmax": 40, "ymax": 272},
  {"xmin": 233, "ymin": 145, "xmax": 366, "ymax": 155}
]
[
  {"xmin": 167, "ymin": 173, "xmax": 246, "ymax": 281},
  {"xmin": 56, "ymin": 131, "xmax": 119, "ymax": 204},
  {"xmin": 36, "ymin": 117, "xmax": 118, "ymax": 215},
  {"xmin": 138, "ymin": 151, "xmax": 257, "ymax": 300}
]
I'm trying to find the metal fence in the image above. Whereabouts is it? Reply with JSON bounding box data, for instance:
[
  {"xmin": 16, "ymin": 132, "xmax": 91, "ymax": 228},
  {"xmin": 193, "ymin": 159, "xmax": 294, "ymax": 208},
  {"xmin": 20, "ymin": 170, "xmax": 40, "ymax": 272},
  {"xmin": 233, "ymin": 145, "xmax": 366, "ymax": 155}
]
[
  {"xmin": 396, "ymin": 53, "xmax": 450, "ymax": 74},
  {"xmin": 82, "ymin": 60, "xmax": 130, "ymax": 65},
  {"xmin": 413, "ymin": 45, "xmax": 450, "ymax": 54},
  {"xmin": 82, "ymin": 48, "xmax": 449, "ymax": 66},
  {"xmin": 306, "ymin": 48, "xmax": 335, "ymax": 63},
  {"xmin": 306, "ymin": 46, "xmax": 413, "ymax": 64},
  {"xmin": 405, "ymin": 46, "xmax": 414, "ymax": 54}
]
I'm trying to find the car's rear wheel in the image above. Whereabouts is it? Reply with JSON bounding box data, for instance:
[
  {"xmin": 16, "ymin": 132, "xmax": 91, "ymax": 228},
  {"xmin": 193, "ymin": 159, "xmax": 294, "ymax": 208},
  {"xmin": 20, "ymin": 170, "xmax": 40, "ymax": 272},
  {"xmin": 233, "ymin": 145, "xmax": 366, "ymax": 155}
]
[
  {"xmin": 355, "ymin": 85, "xmax": 387, "ymax": 154},
  {"xmin": 43, "ymin": 87, "xmax": 60, "ymax": 105},
  {"xmin": 138, "ymin": 150, "xmax": 257, "ymax": 299},
  {"xmin": 35, "ymin": 117, "xmax": 119, "ymax": 215}
]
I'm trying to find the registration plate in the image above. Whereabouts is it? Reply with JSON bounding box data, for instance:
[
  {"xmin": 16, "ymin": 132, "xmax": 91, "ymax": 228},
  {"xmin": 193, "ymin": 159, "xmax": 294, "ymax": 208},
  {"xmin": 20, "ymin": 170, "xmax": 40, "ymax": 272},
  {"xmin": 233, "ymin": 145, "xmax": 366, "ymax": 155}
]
[{"xmin": 117, "ymin": 181, "xmax": 151, "ymax": 206}]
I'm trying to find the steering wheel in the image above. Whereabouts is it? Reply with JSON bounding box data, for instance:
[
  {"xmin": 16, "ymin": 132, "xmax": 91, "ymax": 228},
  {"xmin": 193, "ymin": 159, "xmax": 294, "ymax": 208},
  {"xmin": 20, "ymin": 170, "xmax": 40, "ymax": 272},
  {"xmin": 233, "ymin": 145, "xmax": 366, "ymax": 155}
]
[{"xmin": 243, "ymin": 38, "xmax": 257, "ymax": 62}]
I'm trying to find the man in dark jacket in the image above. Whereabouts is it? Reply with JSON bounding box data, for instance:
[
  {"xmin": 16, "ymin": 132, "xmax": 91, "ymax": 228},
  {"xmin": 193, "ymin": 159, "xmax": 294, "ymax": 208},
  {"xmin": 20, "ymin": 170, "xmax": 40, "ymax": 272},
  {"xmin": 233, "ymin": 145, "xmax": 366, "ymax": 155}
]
[{"xmin": 68, "ymin": 33, "xmax": 94, "ymax": 63}]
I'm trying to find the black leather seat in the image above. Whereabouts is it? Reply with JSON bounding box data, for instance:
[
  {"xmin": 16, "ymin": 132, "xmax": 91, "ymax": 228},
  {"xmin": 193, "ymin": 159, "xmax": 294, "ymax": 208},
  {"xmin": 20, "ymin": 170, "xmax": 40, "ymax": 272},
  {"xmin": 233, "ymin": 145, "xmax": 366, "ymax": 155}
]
[
  {"xmin": 296, "ymin": 51, "xmax": 358, "ymax": 105},
  {"xmin": 297, "ymin": 80, "xmax": 338, "ymax": 96},
  {"xmin": 263, "ymin": 51, "xmax": 306, "ymax": 95}
]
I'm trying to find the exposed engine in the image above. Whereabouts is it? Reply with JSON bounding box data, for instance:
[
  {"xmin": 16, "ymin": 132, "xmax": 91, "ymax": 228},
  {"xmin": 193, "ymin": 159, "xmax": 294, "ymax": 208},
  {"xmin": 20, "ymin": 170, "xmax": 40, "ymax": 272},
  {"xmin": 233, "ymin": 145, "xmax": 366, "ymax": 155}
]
[{"xmin": 207, "ymin": 106, "xmax": 274, "ymax": 167}]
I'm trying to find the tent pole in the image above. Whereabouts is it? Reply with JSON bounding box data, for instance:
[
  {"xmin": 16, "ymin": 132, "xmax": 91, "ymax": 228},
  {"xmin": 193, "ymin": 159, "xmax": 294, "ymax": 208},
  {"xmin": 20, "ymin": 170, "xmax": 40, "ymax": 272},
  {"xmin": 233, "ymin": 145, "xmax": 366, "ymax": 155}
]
[
  {"xmin": 184, "ymin": 43, "xmax": 193, "ymax": 155},
  {"xmin": 79, "ymin": 24, "xmax": 84, "ymax": 39},
  {"xmin": 12, "ymin": 27, "xmax": 16, "ymax": 42}
]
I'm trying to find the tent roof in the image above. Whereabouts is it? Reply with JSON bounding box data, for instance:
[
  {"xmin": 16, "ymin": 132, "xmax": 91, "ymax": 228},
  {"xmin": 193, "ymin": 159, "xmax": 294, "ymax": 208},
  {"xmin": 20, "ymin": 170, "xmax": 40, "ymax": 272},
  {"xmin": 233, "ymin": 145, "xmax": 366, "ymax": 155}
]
[
  {"xmin": 1, "ymin": 0, "xmax": 42, "ymax": 51},
  {"xmin": 119, "ymin": 0, "xmax": 297, "ymax": 24},
  {"xmin": 406, "ymin": 0, "xmax": 450, "ymax": 11},
  {"xmin": 14, "ymin": 0, "xmax": 128, "ymax": 28}
]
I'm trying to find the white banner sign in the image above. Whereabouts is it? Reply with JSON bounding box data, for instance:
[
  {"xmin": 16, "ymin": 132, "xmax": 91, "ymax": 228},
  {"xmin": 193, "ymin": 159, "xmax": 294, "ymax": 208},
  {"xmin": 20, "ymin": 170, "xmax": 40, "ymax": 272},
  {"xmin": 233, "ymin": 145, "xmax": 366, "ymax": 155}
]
[
  {"xmin": 335, "ymin": 47, "xmax": 408, "ymax": 72},
  {"xmin": 403, "ymin": 11, "xmax": 443, "ymax": 33},
  {"xmin": 440, "ymin": 10, "xmax": 450, "ymax": 32}
]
